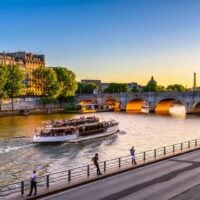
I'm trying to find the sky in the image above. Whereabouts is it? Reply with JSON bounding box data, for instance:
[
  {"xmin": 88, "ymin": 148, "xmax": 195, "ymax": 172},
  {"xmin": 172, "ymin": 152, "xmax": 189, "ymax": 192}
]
[{"xmin": 0, "ymin": 0, "xmax": 200, "ymax": 87}]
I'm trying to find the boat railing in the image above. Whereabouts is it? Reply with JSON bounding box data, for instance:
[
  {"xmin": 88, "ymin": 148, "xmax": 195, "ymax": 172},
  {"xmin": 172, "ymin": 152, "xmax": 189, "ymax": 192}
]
[{"xmin": 1, "ymin": 138, "xmax": 200, "ymax": 197}]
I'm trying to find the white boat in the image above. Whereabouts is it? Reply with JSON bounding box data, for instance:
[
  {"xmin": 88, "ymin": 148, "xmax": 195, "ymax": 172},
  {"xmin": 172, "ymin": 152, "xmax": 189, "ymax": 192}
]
[{"xmin": 33, "ymin": 119, "xmax": 119, "ymax": 143}]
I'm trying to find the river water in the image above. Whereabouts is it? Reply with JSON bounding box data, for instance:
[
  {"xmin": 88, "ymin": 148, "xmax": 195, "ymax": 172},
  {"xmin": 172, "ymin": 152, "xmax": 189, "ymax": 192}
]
[{"xmin": 0, "ymin": 111, "xmax": 200, "ymax": 185}]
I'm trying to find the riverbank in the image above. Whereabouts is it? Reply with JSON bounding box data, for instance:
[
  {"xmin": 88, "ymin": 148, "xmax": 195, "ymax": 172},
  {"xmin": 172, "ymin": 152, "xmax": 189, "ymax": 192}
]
[
  {"xmin": 0, "ymin": 109, "xmax": 116, "ymax": 117},
  {"xmin": 0, "ymin": 108, "xmax": 66, "ymax": 117}
]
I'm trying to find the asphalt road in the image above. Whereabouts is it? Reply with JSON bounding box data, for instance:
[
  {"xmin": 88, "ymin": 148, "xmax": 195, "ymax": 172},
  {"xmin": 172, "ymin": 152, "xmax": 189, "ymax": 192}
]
[{"xmin": 40, "ymin": 150, "xmax": 200, "ymax": 200}]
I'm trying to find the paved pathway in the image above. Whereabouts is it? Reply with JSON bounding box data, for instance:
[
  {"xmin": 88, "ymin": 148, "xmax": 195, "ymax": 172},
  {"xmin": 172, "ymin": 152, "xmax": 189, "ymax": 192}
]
[{"xmin": 40, "ymin": 150, "xmax": 200, "ymax": 200}]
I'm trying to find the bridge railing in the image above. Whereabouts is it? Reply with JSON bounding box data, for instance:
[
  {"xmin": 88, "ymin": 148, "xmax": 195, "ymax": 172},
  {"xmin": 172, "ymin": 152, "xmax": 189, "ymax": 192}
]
[{"xmin": 1, "ymin": 138, "xmax": 200, "ymax": 197}]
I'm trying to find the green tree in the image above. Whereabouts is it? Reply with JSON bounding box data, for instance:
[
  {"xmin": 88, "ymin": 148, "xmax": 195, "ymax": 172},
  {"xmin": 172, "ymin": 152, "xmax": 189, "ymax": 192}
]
[
  {"xmin": 104, "ymin": 83, "xmax": 128, "ymax": 93},
  {"xmin": 131, "ymin": 86, "xmax": 139, "ymax": 92},
  {"xmin": 167, "ymin": 84, "xmax": 186, "ymax": 92},
  {"xmin": 4, "ymin": 65, "xmax": 25, "ymax": 110},
  {"xmin": 76, "ymin": 82, "xmax": 97, "ymax": 94},
  {"xmin": 0, "ymin": 65, "xmax": 8, "ymax": 110},
  {"xmin": 157, "ymin": 85, "xmax": 166, "ymax": 92},
  {"xmin": 32, "ymin": 67, "xmax": 61, "ymax": 98},
  {"xmin": 53, "ymin": 67, "xmax": 77, "ymax": 99}
]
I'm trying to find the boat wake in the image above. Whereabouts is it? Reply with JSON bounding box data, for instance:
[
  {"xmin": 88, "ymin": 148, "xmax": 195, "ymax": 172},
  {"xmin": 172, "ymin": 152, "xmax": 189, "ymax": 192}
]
[
  {"xmin": 0, "ymin": 143, "xmax": 35, "ymax": 154},
  {"xmin": 0, "ymin": 138, "xmax": 35, "ymax": 154}
]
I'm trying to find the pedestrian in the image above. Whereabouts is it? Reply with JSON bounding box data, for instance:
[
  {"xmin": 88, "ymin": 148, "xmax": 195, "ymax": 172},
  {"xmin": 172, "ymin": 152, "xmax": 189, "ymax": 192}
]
[
  {"xmin": 130, "ymin": 146, "xmax": 137, "ymax": 165},
  {"xmin": 27, "ymin": 170, "xmax": 37, "ymax": 196},
  {"xmin": 92, "ymin": 153, "xmax": 102, "ymax": 175}
]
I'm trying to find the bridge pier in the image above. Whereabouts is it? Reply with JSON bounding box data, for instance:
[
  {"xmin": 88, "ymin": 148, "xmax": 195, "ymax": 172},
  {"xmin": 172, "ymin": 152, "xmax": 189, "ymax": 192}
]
[{"xmin": 149, "ymin": 102, "xmax": 155, "ymax": 113}]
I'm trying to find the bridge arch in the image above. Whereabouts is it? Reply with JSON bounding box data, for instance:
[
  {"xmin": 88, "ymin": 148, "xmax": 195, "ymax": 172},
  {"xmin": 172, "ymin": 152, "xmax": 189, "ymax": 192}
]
[
  {"xmin": 155, "ymin": 98, "xmax": 186, "ymax": 115},
  {"xmin": 104, "ymin": 98, "xmax": 120, "ymax": 111},
  {"xmin": 126, "ymin": 98, "xmax": 149, "ymax": 113}
]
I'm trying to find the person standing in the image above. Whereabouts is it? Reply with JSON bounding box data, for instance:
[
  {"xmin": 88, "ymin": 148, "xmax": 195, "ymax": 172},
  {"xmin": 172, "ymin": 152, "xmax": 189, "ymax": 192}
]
[
  {"xmin": 27, "ymin": 170, "xmax": 37, "ymax": 196},
  {"xmin": 130, "ymin": 146, "xmax": 137, "ymax": 165},
  {"xmin": 92, "ymin": 153, "xmax": 102, "ymax": 175}
]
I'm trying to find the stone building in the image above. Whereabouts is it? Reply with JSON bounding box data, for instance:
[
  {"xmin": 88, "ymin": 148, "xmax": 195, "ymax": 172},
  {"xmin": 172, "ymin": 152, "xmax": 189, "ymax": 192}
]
[{"xmin": 0, "ymin": 51, "xmax": 45, "ymax": 95}]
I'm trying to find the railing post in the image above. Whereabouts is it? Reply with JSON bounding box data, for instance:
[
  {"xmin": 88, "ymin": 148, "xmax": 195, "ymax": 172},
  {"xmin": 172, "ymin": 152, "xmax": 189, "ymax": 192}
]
[
  {"xmin": 181, "ymin": 143, "xmax": 183, "ymax": 151},
  {"xmin": 87, "ymin": 165, "xmax": 90, "ymax": 177},
  {"xmin": 164, "ymin": 147, "xmax": 166, "ymax": 155},
  {"xmin": 188, "ymin": 141, "xmax": 190, "ymax": 149},
  {"xmin": 46, "ymin": 175, "xmax": 49, "ymax": 188},
  {"xmin": 143, "ymin": 152, "xmax": 146, "ymax": 161},
  {"xmin": 119, "ymin": 158, "xmax": 121, "ymax": 168},
  {"xmin": 68, "ymin": 170, "xmax": 71, "ymax": 182},
  {"xmin": 104, "ymin": 161, "xmax": 106, "ymax": 172},
  {"xmin": 173, "ymin": 145, "xmax": 175, "ymax": 153},
  {"xmin": 195, "ymin": 140, "xmax": 197, "ymax": 147},
  {"xmin": 21, "ymin": 181, "xmax": 24, "ymax": 195},
  {"xmin": 154, "ymin": 149, "xmax": 156, "ymax": 159}
]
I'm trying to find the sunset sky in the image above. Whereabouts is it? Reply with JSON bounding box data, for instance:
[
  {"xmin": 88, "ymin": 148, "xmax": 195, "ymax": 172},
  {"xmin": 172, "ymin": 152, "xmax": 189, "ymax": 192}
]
[{"xmin": 0, "ymin": 0, "xmax": 200, "ymax": 87}]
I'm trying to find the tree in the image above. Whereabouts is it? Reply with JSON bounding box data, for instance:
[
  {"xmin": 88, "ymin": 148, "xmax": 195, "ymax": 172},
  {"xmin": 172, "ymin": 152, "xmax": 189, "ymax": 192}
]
[
  {"xmin": 167, "ymin": 84, "xmax": 186, "ymax": 92},
  {"xmin": 4, "ymin": 65, "xmax": 25, "ymax": 110},
  {"xmin": 0, "ymin": 65, "xmax": 8, "ymax": 110},
  {"xmin": 32, "ymin": 67, "xmax": 61, "ymax": 98},
  {"xmin": 157, "ymin": 85, "xmax": 166, "ymax": 92},
  {"xmin": 131, "ymin": 86, "xmax": 139, "ymax": 92},
  {"xmin": 53, "ymin": 67, "xmax": 77, "ymax": 103},
  {"xmin": 104, "ymin": 83, "xmax": 128, "ymax": 93},
  {"xmin": 76, "ymin": 82, "xmax": 97, "ymax": 94}
]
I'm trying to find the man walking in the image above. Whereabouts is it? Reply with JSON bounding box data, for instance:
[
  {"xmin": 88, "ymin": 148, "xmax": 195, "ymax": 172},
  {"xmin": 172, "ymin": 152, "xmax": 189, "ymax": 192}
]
[
  {"xmin": 130, "ymin": 146, "xmax": 137, "ymax": 165},
  {"xmin": 27, "ymin": 170, "xmax": 37, "ymax": 196},
  {"xmin": 92, "ymin": 153, "xmax": 102, "ymax": 175}
]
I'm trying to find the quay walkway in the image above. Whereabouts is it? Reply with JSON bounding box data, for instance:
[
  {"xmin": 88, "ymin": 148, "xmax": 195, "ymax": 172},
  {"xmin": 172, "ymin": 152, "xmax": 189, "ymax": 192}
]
[
  {"xmin": 1, "ymin": 139, "xmax": 200, "ymax": 200},
  {"xmin": 41, "ymin": 150, "xmax": 200, "ymax": 200}
]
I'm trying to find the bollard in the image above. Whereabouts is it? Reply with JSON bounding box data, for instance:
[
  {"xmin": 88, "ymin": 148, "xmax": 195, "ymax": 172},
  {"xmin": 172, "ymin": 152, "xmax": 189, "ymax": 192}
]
[
  {"xmin": 173, "ymin": 145, "xmax": 175, "ymax": 153},
  {"xmin": 195, "ymin": 140, "xmax": 197, "ymax": 147},
  {"xmin": 21, "ymin": 181, "xmax": 24, "ymax": 195},
  {"xmin": 143, "ymin": 152, "xmax": 146, "ymax": 161},
  {"xmin": 164, "ymin": 147, "xmax": 166, "ymax": 155},
  {"xmin": 154, "ymin": 149, "xmax": 156, "ymax": 159},
  {"xmin": 188, "ymin": 141, "xmax": 190, "ymax": 149},
  {"xmin": 181, "ymin": 143, "xmax": 183, "ymax": 151},
  {"xmin": 87, "ymin": 165, "xmax": 90, "ymax": 177},
  {"xmin": 119, "ymin": 158, "xmax": 121, "ymax": 168},
  {"xmin": 68, "ymin": 170, "xmax": 71, "ymax": 182},
  {"xmin": 104, "ymin": 161, "xmax": 106, "ymax": 172},
  {"xmin": 46, "ymin": 175, "xmax": 49, "ymax": 188}
]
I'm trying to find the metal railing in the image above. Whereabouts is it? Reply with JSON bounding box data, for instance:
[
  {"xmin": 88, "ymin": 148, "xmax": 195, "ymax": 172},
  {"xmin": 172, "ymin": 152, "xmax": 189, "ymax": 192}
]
[{"xmin": 0, "ymin": 139, "xmax": 200, "ymax": 197}]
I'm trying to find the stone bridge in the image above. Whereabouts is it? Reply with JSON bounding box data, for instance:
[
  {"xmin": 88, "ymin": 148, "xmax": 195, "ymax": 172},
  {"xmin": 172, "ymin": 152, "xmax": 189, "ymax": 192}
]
[{"xmin": 75, "ymin": 92, "xmax": 200, "ymax": 114}]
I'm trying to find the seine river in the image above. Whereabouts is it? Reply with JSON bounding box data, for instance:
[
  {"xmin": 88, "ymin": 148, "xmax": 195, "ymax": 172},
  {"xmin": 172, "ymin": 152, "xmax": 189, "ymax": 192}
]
[{"xmin": 0, "ymin": 111, "xmax": 200, "ymax": 185}]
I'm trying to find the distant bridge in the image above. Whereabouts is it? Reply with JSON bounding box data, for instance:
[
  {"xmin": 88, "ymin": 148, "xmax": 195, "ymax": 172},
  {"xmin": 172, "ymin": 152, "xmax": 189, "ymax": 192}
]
[{"xmin": 75, "ymin": 92, "xmax": 200, "ymax": 114}]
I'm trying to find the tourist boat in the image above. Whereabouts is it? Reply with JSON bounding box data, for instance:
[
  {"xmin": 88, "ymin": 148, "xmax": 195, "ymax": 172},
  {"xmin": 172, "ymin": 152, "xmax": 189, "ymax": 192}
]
[
  {"xmin": 33, "ymin": 119, "xmax": 119, "ymax": 143},
  {"xmin": 42, "ymin": 116, "xmax": 99, "ymax": 127}
]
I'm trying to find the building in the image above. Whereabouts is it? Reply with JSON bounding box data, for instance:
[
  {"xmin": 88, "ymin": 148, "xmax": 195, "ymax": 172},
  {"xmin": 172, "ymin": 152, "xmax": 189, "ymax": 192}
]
[{"xmin": 0, "ymin": 51, "xmax": 45, "ymax": 95}]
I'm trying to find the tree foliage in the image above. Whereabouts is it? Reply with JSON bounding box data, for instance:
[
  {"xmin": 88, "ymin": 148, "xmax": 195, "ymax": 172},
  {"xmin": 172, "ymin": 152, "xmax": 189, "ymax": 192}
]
[
  {"xmin": 104, "ymin": 83, "xmax": 128, "ymax": 93},
  {"xmin": 4, "ymin": 65, "xmax": 25, "ymax": 98},
  {"xmin": 32, "ymin": 67, "xmax": 61, "ymax": 98},
  {"xmin": 53, "ymin": 67, "xmax": 77, "ymax": 97},
  {"xmin": 131, "ymin": 86, "xmax": 139, "ymax": 92},
  {"xmin": 0, "ymin": 65, "xmax": 8, "ymax": 99},
  {"xmin": 76, "ymin": 82, "xmax": 98, "ymax": 94},
  {"xmin": 166, "ymin": 84, "xmax": 186, "ymax": 92}
]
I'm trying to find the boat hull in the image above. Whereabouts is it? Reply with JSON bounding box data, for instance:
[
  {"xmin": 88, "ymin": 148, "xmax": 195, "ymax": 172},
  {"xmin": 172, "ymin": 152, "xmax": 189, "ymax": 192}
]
[{"xmin": 33, "ymin": 125, "xmax": 119, "ymax": 143}]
